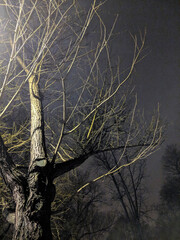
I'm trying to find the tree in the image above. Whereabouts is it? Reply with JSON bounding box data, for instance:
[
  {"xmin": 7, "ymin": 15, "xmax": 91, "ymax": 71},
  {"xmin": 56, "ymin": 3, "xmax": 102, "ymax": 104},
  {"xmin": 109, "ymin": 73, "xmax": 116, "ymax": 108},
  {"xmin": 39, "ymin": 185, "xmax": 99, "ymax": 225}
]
[
  {"xmin": 153, "ymin": 145, "xmax": 180, "ymax": 240},
  {"xmin": 0, "ymin": 1, "xmax": 162, "ymax": 239},
  {"xmin": 96, "ymin": 103, "xmax": 156, "ymax": 239},
  {"xmin": 97, "ymin": 148, "xmax": 148, "ymax": 240},
  {"xmin": 160, "ymin": 145, "xmax": 180, "ymax": 206}
]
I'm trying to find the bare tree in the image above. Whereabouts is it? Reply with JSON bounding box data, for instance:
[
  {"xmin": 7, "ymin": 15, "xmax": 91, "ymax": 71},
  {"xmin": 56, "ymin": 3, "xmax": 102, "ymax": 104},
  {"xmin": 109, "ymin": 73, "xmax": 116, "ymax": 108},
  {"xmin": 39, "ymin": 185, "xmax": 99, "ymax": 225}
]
[
  {"xmin": 97, "ymin": 150, "xmax": 148, "ymax": 240},
  {"xmin": 153, "ymin": 145, "xmax": 180, "ymax": 240},
  {"xmin": 95, "ymin": 105, "xmax": 155, "ymax": 240},
  {"xmin": 0, "ymin": 1, "xmax": 162, "ymax": 239}
]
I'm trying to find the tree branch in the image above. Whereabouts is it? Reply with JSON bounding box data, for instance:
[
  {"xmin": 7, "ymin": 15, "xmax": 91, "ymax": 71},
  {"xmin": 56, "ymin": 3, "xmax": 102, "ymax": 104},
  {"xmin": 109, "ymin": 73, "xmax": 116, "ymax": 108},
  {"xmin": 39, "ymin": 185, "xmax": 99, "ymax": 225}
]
[
  {"xmin": 53, "ymin": 143, "xmax": 151, "ymax": 179},
  {"xmin": 53, "ymin": 154, "xmax": 91, "ymax": 179}
]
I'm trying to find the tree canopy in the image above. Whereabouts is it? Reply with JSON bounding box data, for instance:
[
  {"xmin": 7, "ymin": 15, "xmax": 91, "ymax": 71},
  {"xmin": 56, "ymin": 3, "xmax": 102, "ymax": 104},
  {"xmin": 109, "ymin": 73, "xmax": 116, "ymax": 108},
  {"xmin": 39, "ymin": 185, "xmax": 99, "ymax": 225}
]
[{"xmin": 0, "ymin": 1, "xmax": 163, "ymax": 239}]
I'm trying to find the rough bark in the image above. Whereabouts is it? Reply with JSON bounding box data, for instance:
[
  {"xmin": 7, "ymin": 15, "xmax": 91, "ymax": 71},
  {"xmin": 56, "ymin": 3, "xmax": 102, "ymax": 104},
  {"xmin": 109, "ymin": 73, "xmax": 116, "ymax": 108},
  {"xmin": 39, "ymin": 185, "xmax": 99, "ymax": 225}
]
[
  {"xmin": 11, "ymin": 75, "xmax": 54, "ymax": 240},
  {"xmin": 12, "ymin": 184, "xmax": 53, "ymax": 240}
]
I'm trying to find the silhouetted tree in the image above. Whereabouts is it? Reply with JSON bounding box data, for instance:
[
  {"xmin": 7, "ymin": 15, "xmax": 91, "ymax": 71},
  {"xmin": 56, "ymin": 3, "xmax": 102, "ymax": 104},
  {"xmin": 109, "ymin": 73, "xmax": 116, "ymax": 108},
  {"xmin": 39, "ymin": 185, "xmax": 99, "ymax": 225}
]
[
  {"xmin": 160, "ymin": 145, "xmax": 180, "ymax": 206},
  {"xmin": 97, "ymin": 149, "xmax": 148, "ymax": 240},
  {"xmin": 155, "ymin": 145, "xmax": 180, "ymax": 239}
]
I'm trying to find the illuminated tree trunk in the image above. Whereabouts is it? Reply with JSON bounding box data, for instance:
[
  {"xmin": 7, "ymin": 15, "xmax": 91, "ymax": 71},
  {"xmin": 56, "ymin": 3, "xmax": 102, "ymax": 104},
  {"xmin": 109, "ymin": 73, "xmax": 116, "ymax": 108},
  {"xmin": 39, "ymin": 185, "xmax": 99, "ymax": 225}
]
[{"xmin": 12, "ymin": 75, "xmax": 54, "ymax": 240}]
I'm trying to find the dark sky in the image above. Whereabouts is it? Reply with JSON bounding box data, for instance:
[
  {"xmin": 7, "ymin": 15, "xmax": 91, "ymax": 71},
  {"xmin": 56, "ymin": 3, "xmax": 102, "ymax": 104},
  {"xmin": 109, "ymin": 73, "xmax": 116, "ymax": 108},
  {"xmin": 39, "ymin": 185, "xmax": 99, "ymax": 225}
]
[{"xmin": 99, "ymin": 0, "xmax": 180, "ymax": 202}]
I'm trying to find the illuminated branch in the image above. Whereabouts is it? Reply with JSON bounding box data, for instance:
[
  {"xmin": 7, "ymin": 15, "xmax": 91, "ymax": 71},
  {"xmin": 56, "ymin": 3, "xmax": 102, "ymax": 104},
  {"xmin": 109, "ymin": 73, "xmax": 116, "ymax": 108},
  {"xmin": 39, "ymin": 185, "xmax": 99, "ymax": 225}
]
[{"xmin": 53, "ymin": 143, "xmax": 156, "ymax": 179}]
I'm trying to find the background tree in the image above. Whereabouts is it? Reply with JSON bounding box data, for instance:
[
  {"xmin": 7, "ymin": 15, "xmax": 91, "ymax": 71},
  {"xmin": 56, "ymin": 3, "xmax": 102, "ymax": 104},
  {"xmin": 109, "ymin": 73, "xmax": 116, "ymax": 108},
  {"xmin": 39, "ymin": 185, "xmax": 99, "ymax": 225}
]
[
  {"xmin": 160, "ymin": 145, "xmax": 180, "ymax": 206},
  {"xmin": 0, "ymin": 1, "xmax": 162, "ymax": 239},
  {"xmin": 95, "ymin": 103, "xmax": 156, "ymax": 239},
  {"xmin": 153, "ymin": 145, "xmax": 180, "ymax": 240},
  {"xmin": 97, "ymin": 149, "xmax": 148, "ymax": 240}
]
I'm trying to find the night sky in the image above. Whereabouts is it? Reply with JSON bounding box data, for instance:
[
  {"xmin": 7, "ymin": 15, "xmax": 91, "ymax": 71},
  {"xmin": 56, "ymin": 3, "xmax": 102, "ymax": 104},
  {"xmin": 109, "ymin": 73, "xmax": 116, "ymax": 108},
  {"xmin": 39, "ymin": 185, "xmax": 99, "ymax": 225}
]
[{"xmin": 97, "ymin": 0, "xmax": 180, "ymax": 202}]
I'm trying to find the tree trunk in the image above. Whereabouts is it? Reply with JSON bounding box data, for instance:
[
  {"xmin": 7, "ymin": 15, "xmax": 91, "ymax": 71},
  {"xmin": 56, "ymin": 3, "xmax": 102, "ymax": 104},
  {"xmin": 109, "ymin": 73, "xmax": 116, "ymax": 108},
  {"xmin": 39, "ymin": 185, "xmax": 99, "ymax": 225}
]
[
  {"xmin": 12, "ymin": 184, "xmax": 53, "ymax": 240},
  {"xmin": 12, "ymin": 73, "xmax": 54, "ymax": 239}
]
